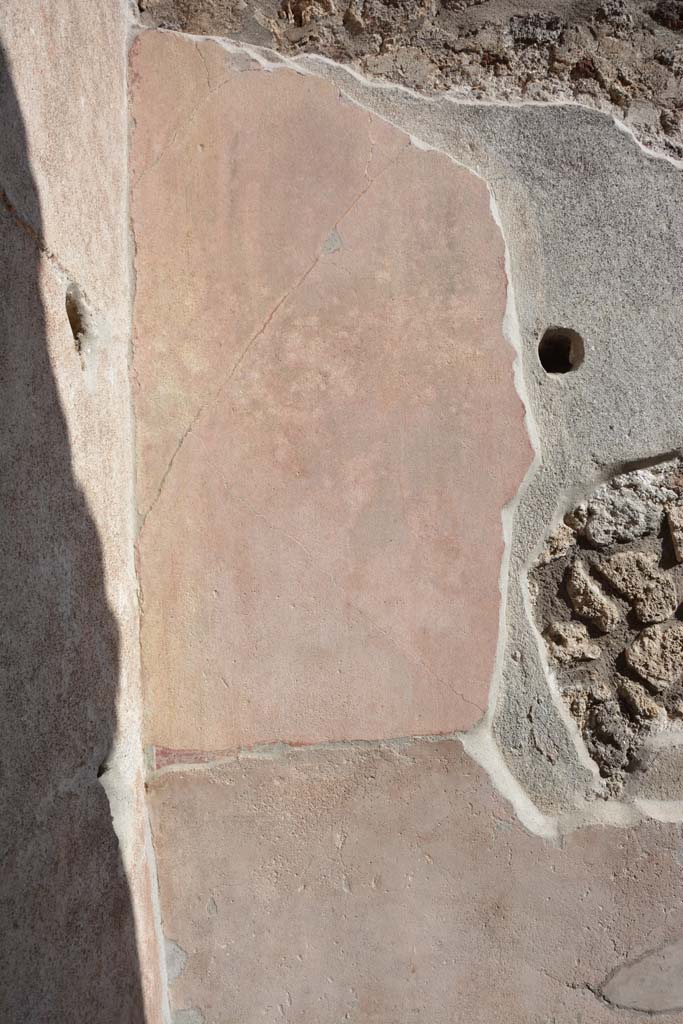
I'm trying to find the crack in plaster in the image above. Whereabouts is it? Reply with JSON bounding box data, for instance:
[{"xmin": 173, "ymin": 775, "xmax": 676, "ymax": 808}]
[
  {"xmin": 132, "ymin": 39, "xmax": 237, "ymax": 188},
  {"xmin": 137, "ymin": 114, "xmax": 406, "ymax": 532},
  {"xmin": 0, "ymin": 184, "xmax": 90, "ymax": 294},
  {"xmin": 133, "ymin": 72, "xmax": 235, "ymax": 187},
  {"xmin": 149, "ymin": 734, "xmax": 469, "ymax": 776},
  {"xmin": 137, "ymin": 251, "xmax": 325, "ymax": 532}
]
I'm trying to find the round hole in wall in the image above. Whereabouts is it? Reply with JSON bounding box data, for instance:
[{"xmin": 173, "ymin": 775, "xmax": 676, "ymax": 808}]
[{"xmin": 538, "ymin": 327, "xmax": 584, "ymax": 374}]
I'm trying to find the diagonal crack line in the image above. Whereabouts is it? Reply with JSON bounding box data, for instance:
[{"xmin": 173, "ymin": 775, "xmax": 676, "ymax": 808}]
[
  {"xmin": 195, "ymin": 40, "xmax": 211, "ymax": 90},
  {"xmin": 133, "ymin": 67, "xmax": 234, "ymax": 189},
  {"xmin": 138, "ymin": 140, "xmax": 407, "ymax": 536},
  {"xmin": 332, "ymin": 132, "xmax": 406, "ymax": 235},
  {"xmin": 1, "ymin": 186, "xmax": 73, "ymax": 284},
  {"xmin": 138, "ymin": 252, "xmax": 322, "ymax": 535},
  {"xmin": 133, "ymin": 86, "xmax": 222, "ymax": 188},
  {"xmin": 138, "ymin": 411, "xmax": 199, "ymax": 535}
]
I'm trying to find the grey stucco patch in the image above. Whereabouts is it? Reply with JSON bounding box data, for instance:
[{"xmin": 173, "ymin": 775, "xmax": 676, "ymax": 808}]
[
  {"xmin": 165, "ymin": 937, "xmax": 188, "ymax": 982},
  {"xmin": 600, "ymin": 937, "xmax": 683, "ymax": 1014}
]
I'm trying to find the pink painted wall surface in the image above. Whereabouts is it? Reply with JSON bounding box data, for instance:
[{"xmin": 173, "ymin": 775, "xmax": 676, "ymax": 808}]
[{"xmin": 131, "ymin": 31, "xmax": 531, "ymax": 753}]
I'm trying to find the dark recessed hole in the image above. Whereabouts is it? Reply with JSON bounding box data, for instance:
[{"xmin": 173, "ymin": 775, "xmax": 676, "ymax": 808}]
[
  {"xmin": 65, "ymin": 283, "xmax": 87, "ymax": 352},
  {"xmin": 97, "ymin": 762, "xmax": 107, "ymax": 779},
  {"xmin": 538, "ymin": 327, "xmax": 584, "ymax": 374}
]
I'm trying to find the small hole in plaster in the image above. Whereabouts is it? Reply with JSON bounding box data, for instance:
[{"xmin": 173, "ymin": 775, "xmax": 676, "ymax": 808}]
[
  {"xmin": 538, "ymin": 327, "xmax": 584, "ymax": 374},
  {"xmin": 65, "ymin": 283, "xmax": 87, "ymax": 353}
]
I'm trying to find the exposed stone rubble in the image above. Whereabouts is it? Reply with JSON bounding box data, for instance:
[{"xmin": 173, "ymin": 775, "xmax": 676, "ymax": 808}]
[
  {"xmin": 595, "ymin": 551, "xmax": 678, "ymax": 624},
  {"xmin": 566, "ymin": 558, "xmax": 620, "ymax": 633},
  {"xmin": 542, "ymin": 621, "xmax": 601, "ymax": 664},
  {"xmin": 531, "ymin": 456, "xmax": 683, "ymax": 793},
  {"xmin": 538, "ymin": 521, "xmax": 575, "ymax": 564},
  {"xmin": 667, "ymin": 503, "xmax": 683, "ymax": 561},
  {"xmin": 137, "ymin": 0, "xmax": 683, "ymax": 159},
  {"xmin": 625, "ymin": 621, "xmax": 683, "ymax": 689}
]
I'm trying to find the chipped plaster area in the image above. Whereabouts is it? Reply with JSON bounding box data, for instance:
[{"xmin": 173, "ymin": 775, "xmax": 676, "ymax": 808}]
[
  {"xmin": 130, "ymin": 20, "xmax": 683, "ymax": 834},
  {"xmin": 532, "ymin": 457, "xmax": 683, "ymax": 796},
  {"xmin": 136, "ymin": 0, "xmax": 683, "ymax": 160}
]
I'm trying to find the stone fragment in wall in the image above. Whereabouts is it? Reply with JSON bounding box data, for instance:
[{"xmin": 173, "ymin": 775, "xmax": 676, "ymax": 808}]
[
  {"xmin": 565, "ymin": 559, "xmax": 620, "ymax": 633},
  {"xmin": 666, "ymin": 504, "xmax": 683, "ymax": 563},
  {"xmin": 542, "ymin": 621, "xmax": 601, "ymax": 664},
  {"xmin": 562, "ymin": 671, "xmax": 662, "ymax": 787},
  {"xmin": 624, "ymin": 621, "xmax": 683, "ymax": 691},
  {"xmin": 509, "ymin": 14, "xmax": 564, "ymax": 46},
  {"xmin": 563, "ymin": 675, "xmax": 611, "ymax": 729},
  {"xmin": 537, "ymin": 521, "xmax": 575, "ymax": 564},
  {"xmin": 576, "ymin": 467, "xmax": 679, "ymax": 548},
  {"xmin": 670, "ymin": 695, "xmax": 683, "ymax": 718},
  {"xmin": 594, "ymin": 551, "xmax": 678, "ymax": 624},
  {"xmin": 653, "ymin": 0, "xmax": 683, "ymax": 31},
  {"xmin": 596, "ymin": 0, "xmax": 633, "ymax": 32},
  {"xmin": 617, "ymin": 679, "xmax": 664, "ymax": 722},
  {"xmin": 584, "ymin": 698, "xmax": 636, "ymax": 778},
  {"xmin": 280, "ymin": 0, "xmax": 335, "ymax": 27}
]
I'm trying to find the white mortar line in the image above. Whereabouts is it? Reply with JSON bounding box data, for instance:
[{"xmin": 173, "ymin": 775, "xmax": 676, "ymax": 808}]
[
  {"xmin": 458, "ymin": 184, "xmax": 552, "ymax": 836},
  {"xmin": 152, "ymin": 29, "xmax": 683, "ymax": 171}
]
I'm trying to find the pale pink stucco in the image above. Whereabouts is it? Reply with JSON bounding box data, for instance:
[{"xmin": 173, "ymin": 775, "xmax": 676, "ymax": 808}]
[
  {"xmin": 131, "ymin": 31, "xmax": 532, "ymax": 751},
  {"xmin": 148, "ymin": 741, "xmax": 683, "ymax": 1024}
]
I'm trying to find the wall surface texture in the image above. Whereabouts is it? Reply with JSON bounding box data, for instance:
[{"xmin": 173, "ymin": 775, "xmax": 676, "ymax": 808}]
[
  {"xmin": 0, "ymin": 3, "xmax": 163, "ymax": 1022},
  {"xmin": 131, "ymin": 30, "xmax": 531, "ymax": 755},
  {"xmin": 129, "ymin": 2, "xmax": 683, "ymax": 1021},
  {"xmin": 3, "ymin": 1, "xmax": 683, "ymax": 1022}
]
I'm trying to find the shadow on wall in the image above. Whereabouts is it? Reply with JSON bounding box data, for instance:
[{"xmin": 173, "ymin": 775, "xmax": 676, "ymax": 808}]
[{"xmin": 0, "ymin": 41, "xmax": 146, "ymax": 1024}]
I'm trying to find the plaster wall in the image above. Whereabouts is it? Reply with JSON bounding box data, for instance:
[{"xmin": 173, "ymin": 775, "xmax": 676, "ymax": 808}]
[
  {"xmin": 3, "ymin": 1, "xmax": 683, "ymax": 1022},
  {"xmin": 130, "ymin": 7, "xmax": 683, "ymax": 1023},
  {"xmin": 0, "ymin": 3, "xmax": 163, "ymax": 1021}
]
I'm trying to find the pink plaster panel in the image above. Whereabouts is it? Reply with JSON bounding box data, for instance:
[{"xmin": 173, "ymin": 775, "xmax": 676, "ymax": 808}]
[
  {"xmin": 148, "ymin": 741, "xmax": 683, "ymax": 1024},
  {"xmin": 130, "ymin": 31, "xmax": 532, "ymax": 750}
]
